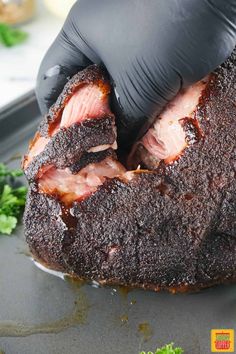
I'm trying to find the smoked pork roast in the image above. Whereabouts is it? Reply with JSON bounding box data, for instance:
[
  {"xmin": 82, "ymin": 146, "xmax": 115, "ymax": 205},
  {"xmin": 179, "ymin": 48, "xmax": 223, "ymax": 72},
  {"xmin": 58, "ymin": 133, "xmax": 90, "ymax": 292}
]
[{"xmin": 23, "ymin": 52, "xmax": 236, "ymax": 292}]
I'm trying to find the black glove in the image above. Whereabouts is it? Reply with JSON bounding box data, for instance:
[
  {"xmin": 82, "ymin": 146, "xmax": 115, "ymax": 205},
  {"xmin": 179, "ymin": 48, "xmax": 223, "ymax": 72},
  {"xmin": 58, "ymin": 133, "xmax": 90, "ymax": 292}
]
[{"xmin": 36, "ymin": 0, "xmax": 236, "ymax": 141}]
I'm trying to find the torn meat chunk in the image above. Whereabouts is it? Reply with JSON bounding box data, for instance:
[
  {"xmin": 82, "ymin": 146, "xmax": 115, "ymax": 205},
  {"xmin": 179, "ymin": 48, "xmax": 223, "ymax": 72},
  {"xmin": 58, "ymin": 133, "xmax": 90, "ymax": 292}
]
[
  {"xmin": 38, "ymin": 157, "xmax": 126, "ymax": 204},
  {"xmin": 128, "ymin": 78, "xmax": 208, "ymax": 169},
  {"xmin": 23, "ymin": 65, "xmax": 117, "ymax": 180}
]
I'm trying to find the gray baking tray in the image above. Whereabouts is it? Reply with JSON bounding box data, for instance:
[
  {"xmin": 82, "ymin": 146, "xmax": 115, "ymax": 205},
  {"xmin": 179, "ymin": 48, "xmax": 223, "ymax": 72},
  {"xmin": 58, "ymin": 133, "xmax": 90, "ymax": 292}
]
[{"xmin": 0, "ymin": 92, "xmax": 235, "ymax": 354}]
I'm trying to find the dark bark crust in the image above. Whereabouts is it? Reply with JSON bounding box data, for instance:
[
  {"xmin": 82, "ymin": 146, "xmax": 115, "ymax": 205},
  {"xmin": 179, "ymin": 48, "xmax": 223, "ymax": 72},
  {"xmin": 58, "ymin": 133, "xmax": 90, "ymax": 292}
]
[
  {"xmin": 24, "ymin": 52, "xmax": 236, "ymax": 292},
  {"xmin": 24, "ymin": 117, "xmax": 116, "ymax": 181},
  {"xmin": 69, "ymin": 148, "xmax": 116, "ymax": 174}
]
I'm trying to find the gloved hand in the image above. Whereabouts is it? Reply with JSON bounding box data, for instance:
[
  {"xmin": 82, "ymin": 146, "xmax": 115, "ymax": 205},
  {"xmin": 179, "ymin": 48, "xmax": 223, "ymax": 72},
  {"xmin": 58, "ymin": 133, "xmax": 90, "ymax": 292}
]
[{"xmin": 36, "ymin": 0, "xmax": 236, "ymax": 142}]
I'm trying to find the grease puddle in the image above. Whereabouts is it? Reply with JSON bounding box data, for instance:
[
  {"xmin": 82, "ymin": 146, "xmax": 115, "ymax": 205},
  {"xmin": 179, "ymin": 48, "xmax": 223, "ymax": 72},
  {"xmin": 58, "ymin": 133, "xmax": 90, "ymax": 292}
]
[
  {"xmin": 119, "ymin": 314, "xmax": 129, "ymax": 325},
  {"xmin": 0, "ymin": 256, "xmax": 135, "ymax": 338},
  {"xmin": 118, "ymin": 285, "xmax": 133, "ymax": 299},
  {"xmin": 0, "ymin": 290, "xmax": 89, "ymax": 337},
  {"xmin": 11, "ymin": 252, "xmax": 142, "ymax": 339},
  {"xmin": 115, "ymin": 286, "xmax": 138, "ymax": 328},
  {"xmin": 138, "ymin": 322, "xmax": 153, "ymax": 342},
  {"xmin": 0, "ymin": 260, "xmax": 90, "ymax": 338}
]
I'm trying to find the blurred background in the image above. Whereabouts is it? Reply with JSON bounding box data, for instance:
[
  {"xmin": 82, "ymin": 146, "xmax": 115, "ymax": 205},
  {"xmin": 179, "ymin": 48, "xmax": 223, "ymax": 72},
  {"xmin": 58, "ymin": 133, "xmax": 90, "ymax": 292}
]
[{"xmin": 0, "ymin": 0, "xmax": 76, "ymax": 109}]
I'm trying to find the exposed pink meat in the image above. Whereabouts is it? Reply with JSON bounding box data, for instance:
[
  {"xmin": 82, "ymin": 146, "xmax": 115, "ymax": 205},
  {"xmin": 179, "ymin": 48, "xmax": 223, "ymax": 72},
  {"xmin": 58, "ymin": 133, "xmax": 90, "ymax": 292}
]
[
  {"xmin": 139, "ymin": 78, "xmax": 208, "ymax": 164},
  {"xmin": 142, "ymin": 121, "xmax": 186, "ymax": 163},
  {"xmin": 24, "ymin": 82, "xmax": 114, "ymax": 168},
  {"xmin": 60, "ymin": 84, "xmax": 111, "ymax": 128},
  {"xmin": 24, "ymin": 135, "xmax": 50, "ymax": 169},
  {"xmin": 38, "ymin": 157, "xmax": 126, "ymax": 203}
]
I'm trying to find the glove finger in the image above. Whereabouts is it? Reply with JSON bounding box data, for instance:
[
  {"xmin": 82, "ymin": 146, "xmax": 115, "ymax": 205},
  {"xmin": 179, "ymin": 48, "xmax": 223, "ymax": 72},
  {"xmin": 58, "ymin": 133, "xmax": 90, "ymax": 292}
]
[{"xmin": 36, "ymin": 29, "xmax": 92, "ymax": 115}]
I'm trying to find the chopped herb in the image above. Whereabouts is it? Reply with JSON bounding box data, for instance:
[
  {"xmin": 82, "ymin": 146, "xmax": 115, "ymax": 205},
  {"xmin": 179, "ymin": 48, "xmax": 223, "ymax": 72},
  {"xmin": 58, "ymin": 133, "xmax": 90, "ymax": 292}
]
[
  {"xmin": 0, "ymin": 215, "xmax": 17, "ymax": 235},
  {"xmin": 0, "ymin": 163, "xmax": 27, "ymax": 235},
  {"xmin": 0, "ymin": 23, "xmax": 28, "ymax": 47},
  {"xmin": 0, "ymin": 163, "xmax": 23, "ymax": 178},
  {"xmin": 140, "ymin": 343, "xmax": 184, "ymax": 354}
]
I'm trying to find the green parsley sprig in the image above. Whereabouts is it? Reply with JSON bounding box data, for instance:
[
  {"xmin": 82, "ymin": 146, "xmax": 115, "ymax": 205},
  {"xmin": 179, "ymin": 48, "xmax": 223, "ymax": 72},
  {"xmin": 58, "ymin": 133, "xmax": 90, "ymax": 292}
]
[
  {"xmin": 0, "ymin": 163, "xmax": 27, "ymax": 235},
  {"xmin": 0, "ymin": 23, "xmax": 28, "ymax": 47},
  {"xmin": 140, "ymin": 343, "xmax": 184, "ymax": 354}
]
